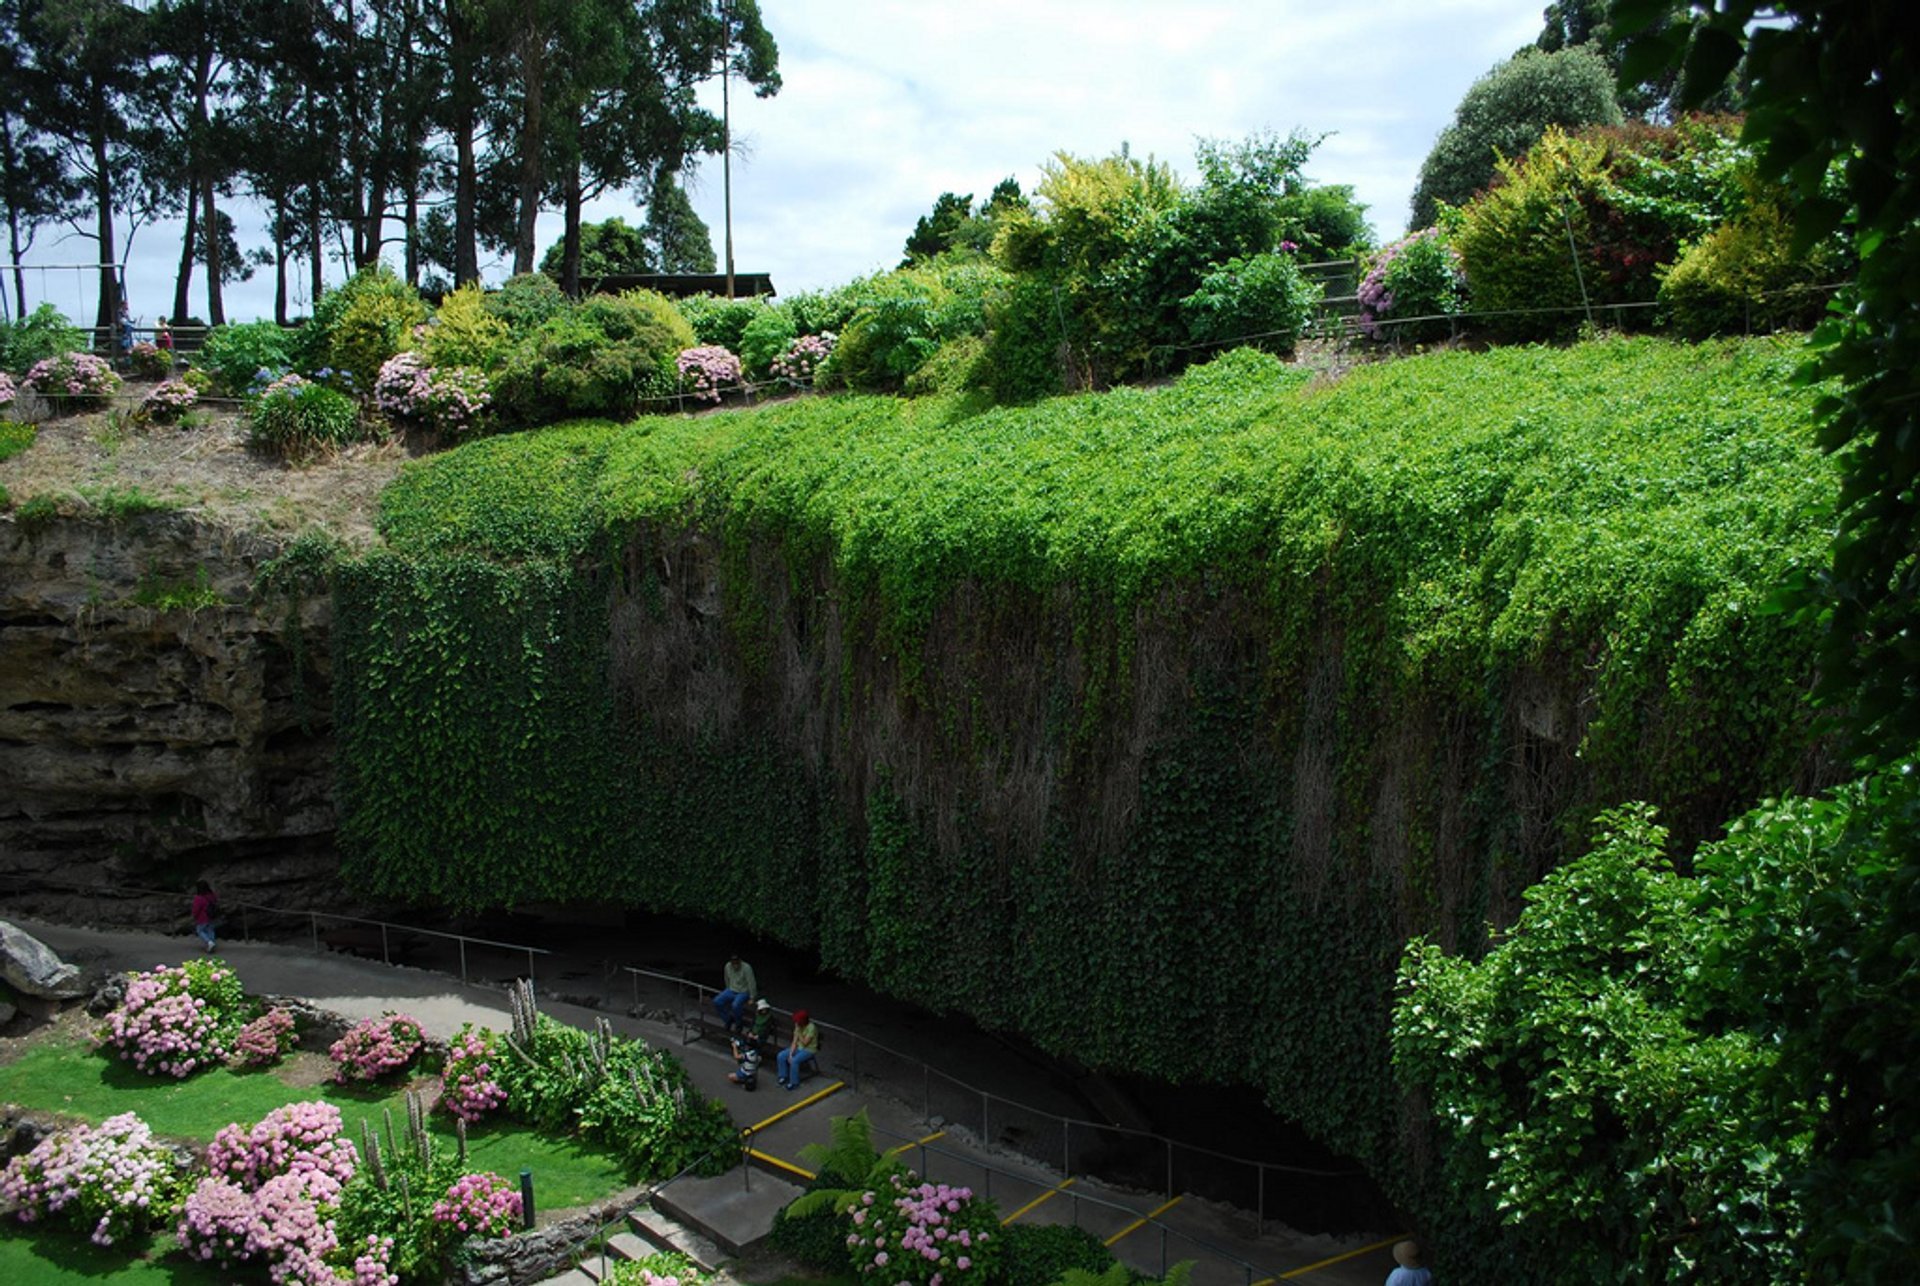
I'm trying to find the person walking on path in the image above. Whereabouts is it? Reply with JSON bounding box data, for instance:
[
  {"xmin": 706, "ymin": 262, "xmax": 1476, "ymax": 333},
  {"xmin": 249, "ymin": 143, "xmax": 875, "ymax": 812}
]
[
  {"xmin": 714, "ymin": 952, "xmax": 757, "ymax": 1030},
  {"xmin": 777, "ymin": 1007, "xmax": 819, "ymax": 1089},
  {"xmin": 190, "ymin": 881, "xmax": 219, "ymax": 952},
  {"xmin": 1385, "ymin": 1239, "xmax": 1432, "ymax": 1285}
]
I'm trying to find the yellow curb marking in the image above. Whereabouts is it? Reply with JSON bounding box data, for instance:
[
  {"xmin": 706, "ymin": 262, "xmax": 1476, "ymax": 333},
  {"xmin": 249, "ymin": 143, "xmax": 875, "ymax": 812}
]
[
  {"xmin": 1104, "ymin": 1194, "xmax": 1184, "ymax": 1247},
  {"xmin": 1276, "ymin": 1232, "xmax": 1411, "ymax": 1279},
  {"xmin": 742, "ymin": 1080, "xmax": 846, "ymax": 1133},
  {"xmin": 887, "ymin": 1129, "xmax": 946, "ymax": 1156},
  {"xmin": 1000, "ymin": 1176, "xmax": 1076, "ymax": 1225},
  {"xmin": 745, "ymin": 1148, "xmax": 815, "ymax": 1180}
]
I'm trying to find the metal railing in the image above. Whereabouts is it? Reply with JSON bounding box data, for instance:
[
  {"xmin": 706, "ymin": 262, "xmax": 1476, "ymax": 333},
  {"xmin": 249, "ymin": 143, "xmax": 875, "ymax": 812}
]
[
  {"xmin": 619, "ymin": 964, "xmax": 1363, "ymax": 1238},
  {"xmin": 0, "ymin": 873, "xmax": 550, "ymax": 987}
]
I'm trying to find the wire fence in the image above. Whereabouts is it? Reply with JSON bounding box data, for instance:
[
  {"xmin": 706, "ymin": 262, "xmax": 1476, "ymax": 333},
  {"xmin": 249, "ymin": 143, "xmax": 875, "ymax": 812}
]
[{"xmin": 620, "ymin": 966, "xmax": 1368, "ymax": 1239}]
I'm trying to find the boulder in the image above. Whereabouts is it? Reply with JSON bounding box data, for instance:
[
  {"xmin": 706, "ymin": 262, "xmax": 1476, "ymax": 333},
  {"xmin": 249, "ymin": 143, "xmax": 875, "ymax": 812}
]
[{"xmin": 0, "ymin": 920, "xmax": 85, "ymax": 999}]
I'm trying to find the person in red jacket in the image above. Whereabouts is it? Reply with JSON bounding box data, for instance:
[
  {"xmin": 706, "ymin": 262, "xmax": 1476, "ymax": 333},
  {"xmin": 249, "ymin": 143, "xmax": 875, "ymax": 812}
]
[{"xmin": 191, "ymin": 881, "xmax": 219, "ymax": 952}]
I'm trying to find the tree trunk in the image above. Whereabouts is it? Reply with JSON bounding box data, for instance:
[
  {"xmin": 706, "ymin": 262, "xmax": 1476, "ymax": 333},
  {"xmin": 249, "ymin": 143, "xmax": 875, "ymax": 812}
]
[
  {"xmin": 91, "ymin": 127, "xmax": 117, "ymax": 343},
  {"xmin": 171, "ymin": 191, "xmax": 197, "ymax": 326},
  {"xmin": 201, "ymin": 175, "xmax": 225, "ymax": 326},
  {"xmin": 512, "ymin": 17, "xmax": 544, "ymax": 276},
  {"xmin": 450, "ymin": 1, "xmax": 479, "ymax": 284},
  {"xmin": 561, "ymin": 157, "xmax": 582, "ymax": 297},
  {"xmin": 273, "ymin": 196, "xmax": 289, "ymax": 326}
]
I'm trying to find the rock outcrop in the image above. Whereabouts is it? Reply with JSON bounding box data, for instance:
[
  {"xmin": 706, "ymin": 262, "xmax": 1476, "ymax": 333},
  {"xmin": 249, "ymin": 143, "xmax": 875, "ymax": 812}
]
[{"xmin": 0, "ymin": 511, "xmax": 341, "ymax": 922}]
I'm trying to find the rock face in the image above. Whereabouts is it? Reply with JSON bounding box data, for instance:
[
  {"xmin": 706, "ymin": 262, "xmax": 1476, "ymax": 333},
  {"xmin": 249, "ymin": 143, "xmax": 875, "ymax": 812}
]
[
  {"xmin": 0, "ymin": 511, "xmax": 342, "ymax": 921},
  {"xmin": 0, "ymin": 920, "xmax": 85, "ymax": 998}
]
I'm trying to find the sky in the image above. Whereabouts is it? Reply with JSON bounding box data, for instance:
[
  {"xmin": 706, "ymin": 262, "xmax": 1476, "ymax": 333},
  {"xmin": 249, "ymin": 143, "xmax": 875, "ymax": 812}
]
[{"xmin": 14, "ymin": 0, "xmax": 1547, "ymax": 325}]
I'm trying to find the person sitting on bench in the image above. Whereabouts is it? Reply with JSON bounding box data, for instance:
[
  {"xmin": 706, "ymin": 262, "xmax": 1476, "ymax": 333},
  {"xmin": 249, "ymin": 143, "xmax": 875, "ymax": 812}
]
[
  {"xmin": 777, "ymin": 1008, "xmax": 819, "ymax": 1090},
  {"xmin": 714, "ymin": 952, "xmax": 757, "ymax": 1032}
]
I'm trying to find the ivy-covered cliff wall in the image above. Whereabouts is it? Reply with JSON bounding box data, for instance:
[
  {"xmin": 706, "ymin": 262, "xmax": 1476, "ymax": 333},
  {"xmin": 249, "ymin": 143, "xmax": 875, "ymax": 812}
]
[{"xmin": 331, "ymin": 338, "xmax": 1835, "ymax": 1194}]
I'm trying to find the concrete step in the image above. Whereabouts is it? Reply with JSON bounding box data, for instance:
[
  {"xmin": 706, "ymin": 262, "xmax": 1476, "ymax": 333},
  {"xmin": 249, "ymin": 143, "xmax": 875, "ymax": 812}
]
[
  {"xmin": 629, "ymin": 1206, "xmax": 727, "ymax": 1275},
  {"xmin": 529, "ymin": 1270, "xmax": 598, "ymax": 1286},
  {"xmin": 646, "ymin": 1166, "xmax": 803, "ymax": 1258}
]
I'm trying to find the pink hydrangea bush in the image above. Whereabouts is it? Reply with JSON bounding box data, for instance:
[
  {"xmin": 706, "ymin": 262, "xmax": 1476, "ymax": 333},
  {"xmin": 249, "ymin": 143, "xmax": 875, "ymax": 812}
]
[
  {"xmin": 770, "ymin": 332, "xmax": 835, "ymax": 385},
  {"xmin": 843, "ymin": 1174, "xmax": 998, "ymax": 1285},
  {"xmin": 439, "ymin": 1025, "xmax": 507, "ymax": 1123},
  {"xmin": 0, "ymin": 371, "xmax": 17, "ymax": 408},
  {"xmin": 0, "ymin": 1112, "xmax": 188, "ymax": 1246},
  {"xmin": 205, "ymin": 1101, "xmax": 358, "ymax": 1195},
  {"xmin": 429, "ymin": 1171, "xmax": 522, "ymax": 1239},
  {"xmin": 230, "ymin": 1007, "xmax": 299, "ymax": 1068},
  {"xmin": 24, "ymin": 350, "xmax": 121, "ymax": 410},
  {"xmin": 139, "ymin": 378, "xmax": 199, "ymax": 423},
  {"xmin": 329, "ymin": 1013, "xmax": 427, "ymax": 1084},
  {"xmin": 676, "ymin": 345, "xmax": 743, "ymax": 403},
  {"xmin": 352, "ymin": 1233, "xmax": 400, "ymax": 1286},
  {"xmin": 603, "ymin": 1253, "xmax": 712, "ymax": 1285},
  {"xmin": 98, "ymin": 959, "xmax": 248, "ymax": 1078},
  {"xmin": 373, "ymin": 351, "xmax": 493, "ymax": 439}
]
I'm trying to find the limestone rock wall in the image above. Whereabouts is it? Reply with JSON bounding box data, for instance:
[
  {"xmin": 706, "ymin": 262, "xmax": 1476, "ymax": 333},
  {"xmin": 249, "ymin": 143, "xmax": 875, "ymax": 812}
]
[{"xmin": 0, "ymin": 511, "xmax": 340, "ymax": 923}]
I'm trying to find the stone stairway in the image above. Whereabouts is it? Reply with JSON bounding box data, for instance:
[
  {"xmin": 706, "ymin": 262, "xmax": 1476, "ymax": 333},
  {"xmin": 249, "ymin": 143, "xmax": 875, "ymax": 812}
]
[{"xmin": 532, "ymin": 1165, "xmax": 805, "ymax": 1285}]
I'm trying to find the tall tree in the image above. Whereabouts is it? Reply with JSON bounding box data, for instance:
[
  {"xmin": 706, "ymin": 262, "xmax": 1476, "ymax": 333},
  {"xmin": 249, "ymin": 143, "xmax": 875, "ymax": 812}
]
[{"xmin": 0, "ymin": 0, "xmax": 77, "ymax": 320}]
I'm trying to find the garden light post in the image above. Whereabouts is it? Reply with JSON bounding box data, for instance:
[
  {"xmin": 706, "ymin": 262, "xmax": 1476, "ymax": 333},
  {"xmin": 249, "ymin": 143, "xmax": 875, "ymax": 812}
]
[{"xmin": 520, "ymin": 1168, "xmax": 535, "ymax": 1229}]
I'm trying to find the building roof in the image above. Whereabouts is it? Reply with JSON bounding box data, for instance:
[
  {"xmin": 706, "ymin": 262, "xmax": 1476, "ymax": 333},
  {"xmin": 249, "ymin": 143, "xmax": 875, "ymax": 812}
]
[{"xmin": 579, "ymin": 273, "xmax": 777, "ymax": 300}]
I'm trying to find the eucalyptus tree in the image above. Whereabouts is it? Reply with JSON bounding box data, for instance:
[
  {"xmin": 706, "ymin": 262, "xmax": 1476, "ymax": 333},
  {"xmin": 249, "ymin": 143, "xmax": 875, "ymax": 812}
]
[
  {"xmin": 0, "ymin": 0, "xmax": 78, "ymax": 319},
  {"xmin": 14, "ymin": 0, "xmax": 163, "ymax": 334}
]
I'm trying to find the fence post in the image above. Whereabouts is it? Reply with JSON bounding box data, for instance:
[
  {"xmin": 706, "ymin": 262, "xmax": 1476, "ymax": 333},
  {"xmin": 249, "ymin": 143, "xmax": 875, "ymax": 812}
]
[
  {"xmin": 380, "ymin": 923, "xmax": 390, "ymax": 965},
  {"xmin": 1064, "ymin": 1119, "xmax": 1072, "ymax": 1176},
  {"xmin": 1166, "ymin": 1139, "xmax": 1174, "ymax": 1200},
  {"xmin": 459, "ymin": 938, "xmax": 469, "ymax": 985},
  {"xmin": 309, "ymin": 913, "xmax": 318, "ymax": 952},
  {"xmin": 1257, "ymin": 1164, "xmax": 1265, "ymax": 1238}
]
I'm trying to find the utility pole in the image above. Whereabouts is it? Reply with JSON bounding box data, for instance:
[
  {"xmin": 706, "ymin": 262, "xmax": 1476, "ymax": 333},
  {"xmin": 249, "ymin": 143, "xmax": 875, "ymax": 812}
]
[{"xmin": 721, "ymin": 0, "xmax": 735, "ymax": 299}]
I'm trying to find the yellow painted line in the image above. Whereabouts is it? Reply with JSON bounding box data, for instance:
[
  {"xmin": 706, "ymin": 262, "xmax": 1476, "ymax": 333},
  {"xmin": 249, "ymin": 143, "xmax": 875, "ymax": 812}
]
[
  {"xmin": 887, "ymin": 1129, "xmax": 946, "ymax": 1156},
  {"xmin": 1001, "ymin": 1177, "xmax": 1076, "ymax": 1225},
  {"xmin": 746, "ymin": 1148, "xmax": 815, "ymax": 1180},
  {"xmin": 1103, "ymin": 1194, "xmax": 1184, "ymax": 1247},
  {"xmin": 741, "ymin": 1080, "xmax": 846, "ymax": 1133},
  {"xmin": 1277, "ymin": 1233, "xmax": 1410, "ymax": 1279}
]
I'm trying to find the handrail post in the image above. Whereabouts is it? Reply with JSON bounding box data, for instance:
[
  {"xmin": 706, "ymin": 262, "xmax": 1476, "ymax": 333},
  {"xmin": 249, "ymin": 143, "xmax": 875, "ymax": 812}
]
[
  {"xmin": 380, "ymin": 922, "xmax": 390, "ymax": 965},
  {"xmin": 309, "ymin": 912, "xmax": 318, "ymax": 952},
  {"xmin": 1166, "ymin": 1138, "xmax": 1174, "ymax": 1200},
  {"xmin": 459, "ymin": 937, "xmax": 468, "ymax": 985},
  {"xmin": 1257, "ymin": 1164, "xmax": 1265, "ymax": 1238}
]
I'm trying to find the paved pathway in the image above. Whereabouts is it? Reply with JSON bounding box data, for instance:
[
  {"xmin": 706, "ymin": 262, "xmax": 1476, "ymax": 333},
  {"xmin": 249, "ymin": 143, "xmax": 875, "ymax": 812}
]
[{"xmin": 5, "ymin": 916, "xmax": 1399, "ymax": 1285}]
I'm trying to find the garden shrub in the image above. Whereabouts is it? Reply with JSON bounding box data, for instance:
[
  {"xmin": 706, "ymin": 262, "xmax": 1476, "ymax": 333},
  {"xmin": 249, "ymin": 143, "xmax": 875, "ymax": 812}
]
[
  {"xmin": 438, "ymin": 1025, "xmax": 507, "ymax": 1123},
  {"xmin": 677, "ymin": 345, "xmax": 743, "ymax": 403},
  {"xmin": 98, "ymin": 958, "xmax": 250, "ymax": 1077},
  {"xmin": 205, "ymin": 1101, "xmax": 359, "ymax": 1194},
  {"xmin": 0, "ymin": 371, "xmax": 16, "ymax": 414},
  {"xmin": 903, "ymin": 335, "xmax": 986, "ymax": 397},
  {"xmin": 783, "ymin": 285, "xmax": 863, "ymax": 338},
  {"xmin": 248, "ymin": 374, "xmax": 364, "ymax": 460},
  {"xmin": 484, "ymin": 272, "xmax": 569, "ymax": 335},
  {"xmin": 494, "ymin": 292, "xmax": 692, "ymax": 424},
  {"xmin": 770, "ymin": 332, "xmax": 836, "ymax": 387},
  {"xmin": 975, "ymin": 275, "xmax": 1066, "ymax": 402},
  {"xmin": 0, "ymin": 303, "xmax": 83, "ymax": 375},
  {"xmin": 1658, "ymin": 194, "xmax": 1838, "ymax": 337},
  {"xmin": 0, "ymin": 1112, "xmax": 189, "ymax": 1247},
  {"xmin": 421, "ymin": 282, "xmax": 511, "ymax": 371},
  {"xmin": 1179, "ymin": 250, "xmax": 1321, "ymax": 355},
  {"xmin": 320, "ymin": 266, "xmax": 429, "ymax": 392},
  {"xmin": 183, "ymin": 1101, "xmax": 366, "ymax": 1285},
  {"xmin": 25, "ymin": 350, "xmax": 120, "ymax": 412},
  {"xmin": 230, "ymin": 1007, "xmax": 299, "ymax": 1068},
  {"xmin": 1356, "ymin": 227, "xmax": 1467, "ymax": 342},
  {"xmin": 128, "ymin": 340, "xmax": 171, "ymax": 379},
  {"xmin": 675, "ymin": 293, "xmax": 764, "ymax": 350},
  {"xmin": 198, "ymin": 320, "xmax": 299, "ymax": 395},
  {"xmin": 374, "ymin": 352, "xmax": 493, "ymax": 440},
  {"xmin": 603, "ymin": 1251, "xmax": 712, "ymax": 1284},
  {"xmin": 839, "ymin": 1174, "xmax": 999, "ymax": 1284},
  {"xmin": 328, "ymin": 1013, "xmax": 428, "ymax": 1083},
  {"xmin": 822, "ymin": 295, "xmax": 940, "ymax": 392},
  {"xmin": 738, "ymin": 305, "xmax": 798, "ymax": 378},
  {"xmin": 138, "ymin": 378, "xmax": 199, "ymax": 424},
  {"xmin": 996, "ymin": 1223, "xmax": 1115, "ymax": 1283}
]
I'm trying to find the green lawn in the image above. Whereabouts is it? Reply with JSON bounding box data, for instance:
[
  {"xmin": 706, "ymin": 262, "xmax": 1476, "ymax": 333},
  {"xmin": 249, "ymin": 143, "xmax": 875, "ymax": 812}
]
[{"xmin": 0, "ymin": 1224, "xmax": 230, "ymax": 1285}]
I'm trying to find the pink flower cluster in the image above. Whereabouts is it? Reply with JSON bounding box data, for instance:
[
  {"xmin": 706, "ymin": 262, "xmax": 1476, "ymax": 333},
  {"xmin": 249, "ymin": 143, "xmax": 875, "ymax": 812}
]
[
  {"xmin": 328, "ymin": 1013, "xmax": 427, "ymax": 1083},
  {"xmin": 140, "ymin": 378, "xmax": 200, "ymax": 422},
  {"xmin": 373, "ymin": 352, "xmax": 492, "ymax": 438},
  {"xmin": 429, "ymin": 1170, "xmax": 521, "ymax": 1239},
  {"xmin": 181, "ymin": 1102, "xmax": 356, "ymax": 1286},
  {"xmin": 0, "ymin": 371, "xmax": 17, "ymax": 406},
  {"xmin": 844, "ymin": 1174, "xmax": 993, "ymax": 1285},
  {"xmin": 99, "ymin": 962, "xmax": 233, "ymax": 1077},
  {"xmin": 24, "ymin": 350, "xmax": 121, "ymax": 405},
  {"xmin": 676, "ymin": 345, "xmax": 744, "ymax": 403},
  {"xmin": 771, "ymin": 332, "xmax": 835, "ymax": 385},
  {"xmin": 352, "ymin": 1233, "xmax": 400, "ymax": 1286},
  {"xmin": 206, "ymin": 1101, "xmax": 357, "ymax": 1194},
  {"xmin": 0, "ymin": 1112, "xmax": 184, "ymax": 1247},
  {"xmin": 230, "ymin": 1008, "xmax": 299, "ymax": 1068},
  {"xmin": 439, "ymin": 1026, "xmax": 508, "ymax": 1123}
]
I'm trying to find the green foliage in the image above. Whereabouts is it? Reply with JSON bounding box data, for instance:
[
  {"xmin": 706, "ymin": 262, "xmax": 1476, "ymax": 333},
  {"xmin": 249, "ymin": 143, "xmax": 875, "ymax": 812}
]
[
  {"xmin": 1056, "ymin": 1266, "xmax": 1193, "ymax": 1286},
  {"xmin": 80, "ymin": 484, "xmax": 175, "ymax": 520},
  {"xmin": 676, "ymin": 294, "xmax": 765, "ymax": 351},
  {"xmin": 0, "ymin": 304, "xmax": 83, "ymax": 376},
  {"xmin": 492, "ymin": 291, "xmax": 691, "ymax": 425},
  {"xmin": 540, "ymin": 216, "xmax": 653, "ymax": 278},
  {"xmin": 247, "ymin": 377, "xmax": 364, "ymax": 460},
  {"xmin": 739, "ymin": 305, "xmax": 798, "ymax": 378},
  {"xmin": 321, "ymin": 265, "xmax": 430, "ymax": 391},
  {"xmin": 421, "ymin": 284, "xmax": 511, "ymax": 372},
  {"xmin": 1410, "ymin": 44, "xmax": 1624, "ymax": 228},
  {"xmin": 131, "ymin": 566, "xmax": 218, "ymax": 611},
  {"xmin": 1357, "ymin": 228, "xmax": 1467, "ymax": 343},
  {"xmin": 818, "ymin": 264, "xmax": 1003, "ymax": 394},
  {"xmin": 604, "ymin": 1252, "xmax": 712, "ymax": 1284},
  {"xmin": 334, "ymin": 1097, "xmax": 466, "ymax": 1283},
  {"xmin": 1658, "ymin": 193, "xmax": 1836, "ymax": 337},
  {"xmin": 1179, "ymin": 252, "xmax": 1320, "ymax": 355},
  {"xmin": 485, "ymin": 273, "xmax": 569, "ymax": 336},
  {"xmin": 1273, "ymin": 183, "xmax": 1373, "ymax": 260},
  {"xmin": 996, "ymin": 1224, "xmax": 1115, "ymax": 1284},
  {"xmin": 0, "ymin": 421, "xmax": 34, "ymax": 463}
]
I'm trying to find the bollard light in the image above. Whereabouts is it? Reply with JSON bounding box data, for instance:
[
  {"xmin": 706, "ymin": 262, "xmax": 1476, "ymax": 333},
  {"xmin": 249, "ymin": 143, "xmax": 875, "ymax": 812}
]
[{"xmin": 520, "ymin": 1168, "xmax": 535, "ymax": 1229}]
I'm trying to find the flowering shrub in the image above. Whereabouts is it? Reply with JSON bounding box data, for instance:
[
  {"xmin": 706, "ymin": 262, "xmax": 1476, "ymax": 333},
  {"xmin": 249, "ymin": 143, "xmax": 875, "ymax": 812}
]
[
  {"xmin": 604, "ymin": 1252, "xmax": 713, "ymax": 1285},
  {"xmin": 676, "ymin": 345, "xmax": 743, "ymax": 403},
  {"xmin": 98, "ymin": 958, "xmax": 248, "ymax": 1078},
  {"xmin": 248, "ymin": 372, "xmax": 362, "ymax": 460},
  {"xmin": 129, "ymin": 340, "xmax": 172, "ymax": 379},
  {"xmin": 429, "ymin": 1171, "xmax": 521, "ymax": 1239},
  {"xmin": 771, "ymin": 332, "xmax": 836, "ymax": 386},
  {"xmin": 843, "ymin": 1174, "xmax": 998, "ymax": 1285},
  {"xmin": 25, "ymin": 350, "xmax": 120, "ymax": 412},
  {"xmin": 230, "ymin": 1007, "xmax": 299, "ymax": 1068},
  {"xmin": 329, "ymin": 1013, "xmax": 427, "ymax": 1084},
  {"xmin": 1357, "ymin": 226, "xmax": 1466, "ymax": 342},
  {"xmin": 0, "ymin": 371, "xmax": 18, "ymax": 408},
  {"xmin": 373, "ymin": 351, "xmax": 493, "ymax": 440},
  {"xmin": 439, "ymin": 1025, "xmax": 508, "ymax": 1123},
  {"xmin": 140, "ymin": 378, "xmax": 199, "ymax": 423},
  {"xmin": 206, "ymin": 1101, "xmax": 358, "ymax": 1195},
  {"xmin": 352, "ymin": 1233, "xmax": 400, "ymax": 1286},
  {"xmin": 0, "ymin": 1112, "xmax": 188, "ymax": 1246}
]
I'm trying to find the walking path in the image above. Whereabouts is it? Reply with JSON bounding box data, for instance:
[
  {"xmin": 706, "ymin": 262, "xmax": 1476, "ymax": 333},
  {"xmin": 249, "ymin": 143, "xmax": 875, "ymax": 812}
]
[{"xmin": 5, "ymin": 916, "xmax": 1398, "ymax": 1285}]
